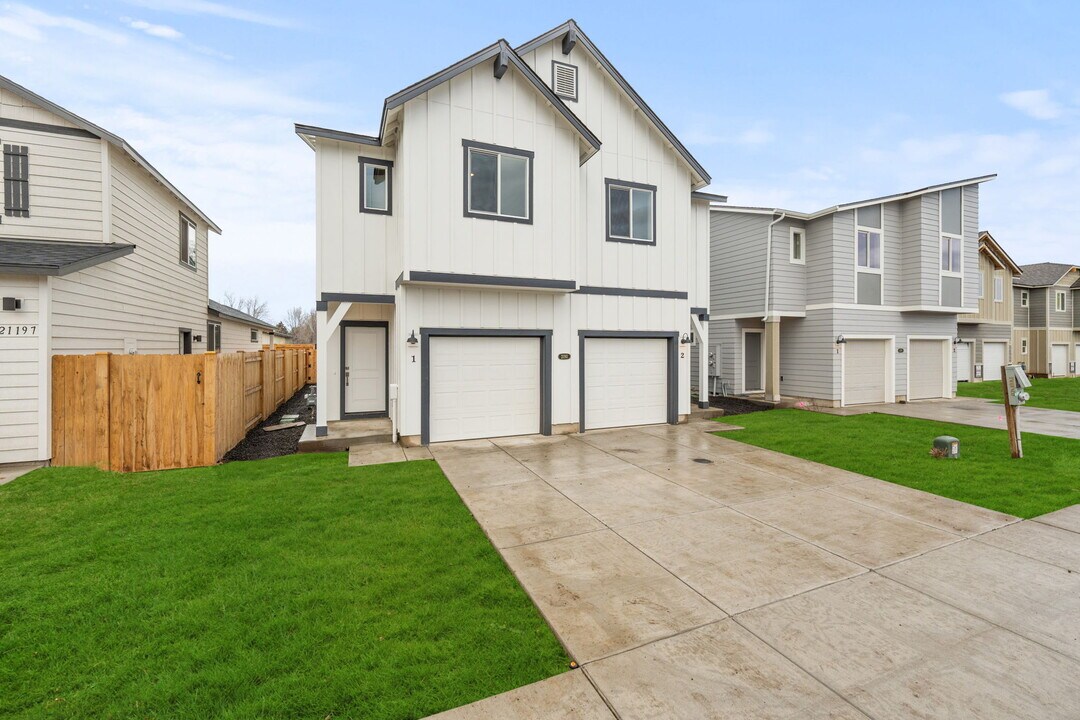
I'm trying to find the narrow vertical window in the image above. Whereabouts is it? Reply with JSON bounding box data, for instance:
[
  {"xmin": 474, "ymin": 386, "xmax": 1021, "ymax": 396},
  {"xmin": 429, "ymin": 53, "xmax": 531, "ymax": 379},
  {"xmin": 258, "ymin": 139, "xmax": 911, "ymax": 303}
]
[
  {"xmin": 179, "ymin": 213, "xmax": 197, "ymax": 269},
  {"xmin": 3, "ymin": 144, "xmax": 29, "ymax": 217},
  {"xmin": 993, "ymin": 276, "xmax": 1004, "ymax": 302},
  {"xmin": 606, "ymin": 179, "xmax": 656, "ymax": 244},
  {"xmin": 1020, "ymin": 290, "xmax": 1029, "ymax": 307},
  {"xmin": 359, "ymin": 158, "xmax": 393, "ymax": 215},
  {"xmin": 790, "ymin": 228, "xmax": 805, "ymax": 264}
]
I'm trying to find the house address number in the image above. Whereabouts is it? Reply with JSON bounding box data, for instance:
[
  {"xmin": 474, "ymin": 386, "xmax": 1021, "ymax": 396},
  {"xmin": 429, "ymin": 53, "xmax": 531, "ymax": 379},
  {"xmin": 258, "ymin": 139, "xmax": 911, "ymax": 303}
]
[{"xmin": 0, "ymin": 325, "xmax": 37, "ymax": 336}]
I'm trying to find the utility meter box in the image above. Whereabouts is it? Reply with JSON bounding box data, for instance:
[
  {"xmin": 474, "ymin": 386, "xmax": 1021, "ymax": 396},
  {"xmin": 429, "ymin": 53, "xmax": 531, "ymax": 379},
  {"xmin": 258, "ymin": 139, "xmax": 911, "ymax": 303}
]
[
  {"xmin": 933, "ymin": 436, "xmax": 960, "ymax": 459},
  {"xmin": 1003, "ymin": 364, "xmax": 1032, "ymax": 406}
]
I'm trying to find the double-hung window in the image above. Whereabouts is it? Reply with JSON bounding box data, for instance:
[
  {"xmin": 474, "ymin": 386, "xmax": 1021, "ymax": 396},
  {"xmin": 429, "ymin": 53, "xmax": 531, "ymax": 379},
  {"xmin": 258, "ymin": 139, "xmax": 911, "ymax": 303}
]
[
  {"xmin": 1020, "ymin": 290, "xmax": 1029, "ymax": 307},
  {"xmin": 359, "ymin": 157, "xmax": 393, "ymax": 215},
  {"xmin": 463, "ymin": 140, "xmax": 532, "ymax": 223},
  {"xmin": 855, "ymin": 204, "xmax": 882, "ymax": 305},
  {"xmin": 1055, "ymin": 290, "xmax": 1067, "ymax": 312},
  {"xmin": 940, "ymin": 236, "xmax": 962, "ymax": 273},
  {"xmin": 179, "ymin": 213, "xmax": 197, "ymax": 269},
  {"xmin": 606, "ymin": 179, "xmax": 655, "ymax": 244}
]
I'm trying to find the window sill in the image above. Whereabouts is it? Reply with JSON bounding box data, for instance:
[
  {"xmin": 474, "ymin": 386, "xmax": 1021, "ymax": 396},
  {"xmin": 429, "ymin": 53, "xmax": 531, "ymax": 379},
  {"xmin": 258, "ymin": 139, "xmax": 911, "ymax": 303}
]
[
  {"xmin": 607, "ymin": 235, "xmax": 656, "ymax": 246},
  {"xmin": 463, "ymin": 210, "xmax": 533, "ymax": 225}
]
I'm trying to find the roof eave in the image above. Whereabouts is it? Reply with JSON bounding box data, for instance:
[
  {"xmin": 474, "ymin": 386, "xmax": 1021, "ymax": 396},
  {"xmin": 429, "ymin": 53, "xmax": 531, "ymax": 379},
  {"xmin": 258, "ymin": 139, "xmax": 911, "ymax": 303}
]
[{"xmin": 0, "ymin": 242, "xmax": 135, "ymax": 276}]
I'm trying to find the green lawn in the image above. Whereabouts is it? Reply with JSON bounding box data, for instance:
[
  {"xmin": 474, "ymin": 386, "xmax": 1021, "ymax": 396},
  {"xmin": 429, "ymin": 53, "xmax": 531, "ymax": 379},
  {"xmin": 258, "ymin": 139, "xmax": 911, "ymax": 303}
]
[
  {"xmin": 719, "ymin": 410, "xmax": 1080, "ymax": 518},
  {"xmin": 956, "ymin": 376, "xmax": 1080, "ymax": 412},
  {"xmin": 0, "ymin": 455, "xmax": 567, "ymax": 719}
]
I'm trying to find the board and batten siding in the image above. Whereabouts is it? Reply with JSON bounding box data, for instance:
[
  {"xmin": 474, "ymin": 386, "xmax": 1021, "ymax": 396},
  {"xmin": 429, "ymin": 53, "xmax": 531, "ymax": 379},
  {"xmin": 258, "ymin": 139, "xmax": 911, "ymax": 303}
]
[
  {"xmin": 50, "ymin": 145, "xmax": 210, "ymax": 355},
  {"xmin": 960, "ymin": 250, "xmax": 1013, "ymax": 324},
  {"xmin": 0, "ymin": 274, "xmax": 45, "ymax": 464},
  {"xmin": 0, "ymin": 93, "xmax": 104, "ymax": 243},
  {"xmin": 519, "ymin": 38, "xmax": 696, "ymax": 294},
  {"xmin": 399, "ymin": 62, "xmax": 578, "ymax": 283}
]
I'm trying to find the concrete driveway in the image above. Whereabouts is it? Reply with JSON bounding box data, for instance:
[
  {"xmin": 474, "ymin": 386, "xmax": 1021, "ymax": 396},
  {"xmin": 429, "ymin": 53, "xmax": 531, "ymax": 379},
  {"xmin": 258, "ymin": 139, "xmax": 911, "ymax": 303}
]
[
  {"xmin": 425, "ymin": 419, "xmax": 1080, "ymax": 719},
  {"xmin": 819, "ymin": 396, "xmax": 1080, "ymax": 440}
]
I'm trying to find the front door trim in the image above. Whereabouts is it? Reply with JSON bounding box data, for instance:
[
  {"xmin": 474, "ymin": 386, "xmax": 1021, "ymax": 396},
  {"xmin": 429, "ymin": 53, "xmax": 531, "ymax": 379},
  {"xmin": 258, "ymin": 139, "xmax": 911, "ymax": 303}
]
[
  {"xmin": 341, "ymin": 320, "xmax": 389, "ymax": 419},
  {"xmin": 578, "ymin": 330, "xmax": 679, "ymax": 433}
]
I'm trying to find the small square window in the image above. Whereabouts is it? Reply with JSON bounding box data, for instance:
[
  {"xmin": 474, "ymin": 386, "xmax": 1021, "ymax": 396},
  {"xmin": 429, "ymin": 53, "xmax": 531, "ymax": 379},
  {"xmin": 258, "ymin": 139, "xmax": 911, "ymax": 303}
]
[
  {"xmin": 1020, "ymin": 290, "xmax": 1029, "ymax": 307},
  {"xmin": 789, "ymin": 228, "xmax": 805, "ymax": 264},
  {"xmin": 360, "ymin": 158, "xmax": 393, "ymax": 215},
  {"xmin": 251, "ymin": 329, "xmax": 259, "ymax": 343},
  {"xmin": 606, "ymin": 179, "xmax": 655, "ymax": 244}
]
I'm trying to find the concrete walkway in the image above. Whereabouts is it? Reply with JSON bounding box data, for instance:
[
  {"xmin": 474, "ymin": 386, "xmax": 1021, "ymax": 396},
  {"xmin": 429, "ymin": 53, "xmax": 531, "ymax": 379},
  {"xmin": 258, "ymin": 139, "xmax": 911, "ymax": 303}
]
[
  {"xmin": 425, "ymin": 420, "xmax": 1080, "ymax": 719},
  {"xmin": 818, "ymin": 396, "xmax": 1080, "ymax": 440}
]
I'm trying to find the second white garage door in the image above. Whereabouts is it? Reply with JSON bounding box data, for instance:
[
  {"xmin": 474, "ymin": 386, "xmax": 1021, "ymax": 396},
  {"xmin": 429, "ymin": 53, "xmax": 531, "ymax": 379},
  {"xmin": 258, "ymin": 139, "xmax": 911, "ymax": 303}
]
[
  {"xmin": 584, "ymin": 337, "xmax": 668, "ymax": 430},
  {"xmin": 1051, "ymin": 344, "xmax": 1068, "ymax": 377},
  {"xmin": 843, "ymin": 339, "xmax": 890, "ymax": 405},
  {"xmin": 429, "ymin": 336, "xmax": 540, "ymax": 443},
  {"xmin": 909, "ymin": 339, "xmax": 948, "ymax": 400},
  {"xmin": 982, "ymin": 341, "xmax": 1006, "ymax": 378}
]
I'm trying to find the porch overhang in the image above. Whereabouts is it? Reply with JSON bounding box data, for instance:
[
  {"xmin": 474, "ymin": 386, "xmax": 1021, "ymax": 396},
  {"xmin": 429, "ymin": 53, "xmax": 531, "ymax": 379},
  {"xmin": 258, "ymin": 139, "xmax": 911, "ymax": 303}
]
[{"xmin": 396, "ymin": 270, "xmax": 577, "ymax": 293}]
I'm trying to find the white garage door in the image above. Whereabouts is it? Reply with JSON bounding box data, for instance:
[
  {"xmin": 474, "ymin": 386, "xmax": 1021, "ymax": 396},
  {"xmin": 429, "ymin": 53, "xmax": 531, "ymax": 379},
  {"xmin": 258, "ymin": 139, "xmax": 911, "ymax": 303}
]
[
  {"xmin": 982, "ymin": 342, "xmax": 1006, "ymax": 379},
  {"xmin": 909, "ymin": 339, "xmax": 948, "ymax": 400},
  {"xmin": 956, "ymin": 343, "xmax": 972, "ymax": 382},
  {"xmin": 429, "ymin": 336, "xmax": 540, "ymax": 443},
  {"xmin": 843, "ymin": 339, "xmax": 889, "ymax": 406},
  {"xmin": 584, "ymin": 337, "xmax": 667, "ymax": 430},
  {"xmin": 1051, "ymin": 344, "xmax": 1068, "ymax": 377}
]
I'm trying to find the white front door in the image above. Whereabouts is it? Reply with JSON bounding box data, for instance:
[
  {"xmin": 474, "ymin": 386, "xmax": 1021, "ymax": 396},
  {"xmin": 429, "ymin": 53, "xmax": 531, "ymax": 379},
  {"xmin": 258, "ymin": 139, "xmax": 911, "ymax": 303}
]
[
  {"xmin": 584, "ymin": 337, "xmax": 668, "ymax": 430},
  {"xmin": 1051, "ymin": 344, "xmax": 1068, "ymax": 377},
  {"xmin": 982, "ymin": 342, "xmax": 1006, "ymax": 379},
  {"xmin": 429, "ymin": 336, "xmax": 540, "ymax": 442},
  {"xmin": 956, "ymin": 342, "xmax": 972, "ymax": 382},
  {"xmin": 344, "ymin": 325, "xmax": 386, "ymax": 415},
  {"xmin": 909, "ymin": 339, "xmax": 948, "ymax": 400}
]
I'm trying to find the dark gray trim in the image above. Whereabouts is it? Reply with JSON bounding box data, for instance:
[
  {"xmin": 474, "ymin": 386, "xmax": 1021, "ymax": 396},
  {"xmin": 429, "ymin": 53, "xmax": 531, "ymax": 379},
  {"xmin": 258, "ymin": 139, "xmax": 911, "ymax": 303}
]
[
  {"xmin": 576, "ymin": 286, "xmax": 688, "ymax": 300},
  {"xmin": 494, "ymin": 48, "xmax": 509, "ymax": 79},
  {"xmin": 561, "ymin": 27, "xmax": 578, "ymax": 55},
  {"xmin": 462, "ymin": 140, "xmax": 534, "ymax": 225},
  {"xmin": 395, "ymin": 272, "xmax": 404, "ymax": 290},
  {"xmin": 0, "ymin": 242, "xmax": 135, "ymax": 276},
  {"xmin": 178, "ymin": 327, "xmax": 193, "ymax": 355},
  {"xmin": 697, "ymin": 401, "xmax": 710, "ymax": 409},
  {"xmin": 320, "ymin": 292, "xmax": 396, "ymax": 304},
  {"xmin": 691, "ymin": 190, "xmax": 728, "ymax": 203},
  {"xmin": 551, "ymin": 60, "xmax": 578, "ymax": 102},
  {"xmin": 420, "ymin": 328, "xmax": 553, "ymax": 445},
  {"xmin": 577, "ymin": 330, "xmax": 679, "ymax": 433},
  {"xmin": 0, "ymin": 117, "xmax": 97, "ymax": 139},
  {"xmin": 690, "ymin": 307, "xmax": 708, "ymax": 315},
  {"xmin": 315, "ymin": 425, "xmax": 328, "ymax": 437},
  {"xmin": 407, "ymin": 271, "xmax": 575, "ymax": 291},
  {"xmin": 295, "ymin": 123, "xmax": 381, "ymax": 146},
  {"xmin": 340, "ymin": 321, "xmax": 390, "ymax": 420},
  {"xmin": 515, "ymin": 20, "xmax": 710, "ymax": 185},
  {"xmin": 315, "ymin": 300, "xmax": 328, "ymax": 311},
  {"xmin": 358, "ymin": 156, "xmax": 393, "ymax": 216},
  {"xmin": 605, "ymin": 178, "xmax": 657, "ymax": 246}
]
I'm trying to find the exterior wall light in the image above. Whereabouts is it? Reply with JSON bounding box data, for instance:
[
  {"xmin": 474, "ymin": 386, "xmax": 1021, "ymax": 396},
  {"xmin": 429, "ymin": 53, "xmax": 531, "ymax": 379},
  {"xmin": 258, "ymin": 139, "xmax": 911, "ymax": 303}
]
[
  {"xmin": 835, "ymin": 334, "xmax": 846, "ymax": 344},
  {"xmin": 407, "ymin": 330, "xmax": 418, "ymax": 346},
  {"xmin": 953, "ymin": 336, "xmax": 963, "ymax": 345},
  {"xmin": 680, "ymin": 333, "xmax": 691, "ymax": 344}
]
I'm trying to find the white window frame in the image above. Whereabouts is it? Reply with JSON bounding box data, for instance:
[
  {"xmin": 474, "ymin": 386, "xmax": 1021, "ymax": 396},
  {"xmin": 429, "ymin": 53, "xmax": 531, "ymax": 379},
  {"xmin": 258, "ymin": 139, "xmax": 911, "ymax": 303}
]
[
  {"xmin": 978, "ymin": 271, "xmax": 984, "ymax": 299},
  {"xmin": 1021, "ymin": 338, "xmax": 1028, "ymax": 355},
  {"xmin": 1020, "ymin": 289, "xmax": 1029, "ymax": 307},
  {"xmin": 463, "ymin": 141, "xmax": 532, "ymax": 223},
  {"xmin": 789, "ymin": 227, "xmax": 805, "ymax": 264},
  {"xmin": 937, "ymin": 191, "xmax": 963, "ymax": 306},
  {"xmin": 854, "ymin": 205, "xmax": 884, "ymax": 305},
  {"xmin": 250, "ymin": 328, "xmax": 259, "ymax": 343},
  {"xmin": 993, "ymin": 275, "xmax": 1004, "ymax": 303},
  {"xmin": 179, "ymin": 213, "xmax": 197, "ymax": 270},
  {"xmin": 940, "ymin": 235, "xmax": 963, "ymax": 275},
  {"xmin": 1055, "ymin": 289, "xmax": 1067, "ymax": 312}
]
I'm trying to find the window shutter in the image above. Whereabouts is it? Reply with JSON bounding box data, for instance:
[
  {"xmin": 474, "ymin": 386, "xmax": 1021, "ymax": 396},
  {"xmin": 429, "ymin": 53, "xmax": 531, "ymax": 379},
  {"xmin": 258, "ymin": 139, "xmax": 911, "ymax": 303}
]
[{"xmin": 4, "ymin": 144, "xmax": 30, "ymax": 218}]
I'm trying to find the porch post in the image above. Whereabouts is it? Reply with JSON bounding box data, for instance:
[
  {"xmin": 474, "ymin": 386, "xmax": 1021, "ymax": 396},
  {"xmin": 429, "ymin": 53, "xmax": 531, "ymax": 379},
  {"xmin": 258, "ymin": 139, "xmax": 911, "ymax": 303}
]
[
  {"xmin": 691, "ymin": 313, "xmax": 709, "ymax": 408},
  {"xmin": 764, "ymin": 318, "xmax": 781, "ymax": 403},
  {"xmin": 316, "ymin": 308, "xmax": 329, "ymax": 435}
]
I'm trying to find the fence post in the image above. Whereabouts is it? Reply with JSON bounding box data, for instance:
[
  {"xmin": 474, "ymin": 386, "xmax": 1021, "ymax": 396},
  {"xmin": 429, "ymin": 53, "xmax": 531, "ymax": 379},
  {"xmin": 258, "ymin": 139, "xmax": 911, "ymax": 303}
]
[
  {"xmin": 94, "ymin": 352, "xmax": 110, "ymax": 470},
  {"xmin": 202, "ymin": 353, "xmax": 217, "ymax": 466}
]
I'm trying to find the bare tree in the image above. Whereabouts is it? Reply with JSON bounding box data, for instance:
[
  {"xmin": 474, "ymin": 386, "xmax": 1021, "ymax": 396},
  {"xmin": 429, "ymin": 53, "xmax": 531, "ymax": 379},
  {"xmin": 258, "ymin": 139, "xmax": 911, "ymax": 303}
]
[
  {"xmin": 284, "ymin": 306, "xmax": 316, "ymax": 344},
  {"xmin": 222, "ymin": 291, "xmax": 270, "ymax": 321}
]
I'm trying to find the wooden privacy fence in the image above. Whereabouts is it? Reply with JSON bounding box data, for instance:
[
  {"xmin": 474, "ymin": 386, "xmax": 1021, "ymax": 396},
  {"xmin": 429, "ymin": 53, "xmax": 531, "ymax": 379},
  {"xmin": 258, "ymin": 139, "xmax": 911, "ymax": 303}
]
[{"xmin": 52, "ymin": 345, "xmax": 315, "ymax": 472}]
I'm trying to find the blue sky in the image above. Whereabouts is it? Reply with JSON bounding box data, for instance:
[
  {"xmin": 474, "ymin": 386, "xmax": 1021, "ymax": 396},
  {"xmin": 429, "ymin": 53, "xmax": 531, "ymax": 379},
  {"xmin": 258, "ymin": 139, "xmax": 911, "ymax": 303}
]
[{"xmin": 3, "ymin": 1, "xmax": 1078, "ymax": 321}]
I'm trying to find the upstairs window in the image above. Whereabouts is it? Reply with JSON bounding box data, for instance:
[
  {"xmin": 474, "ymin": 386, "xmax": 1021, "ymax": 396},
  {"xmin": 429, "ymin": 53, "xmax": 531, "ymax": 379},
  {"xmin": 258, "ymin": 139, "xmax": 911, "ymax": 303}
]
[
  {"xmin": 179, "ymin": 213, "xmax": 197, "ymax": 269},
  {"xmin": 606, "ymin": 179, "xmax": 655, "ymax": 244},
  {"xmin": 940, "ymin": 236, "xmax": 961, "ymax": 273},
  {"xmin": 1020, "ymin": 290, "xmax": 1029, "ymax": 307},
  {"xmin": 463, "ymin": 141, "xmax": 532, "ymax": 224},
  {"xmin": 993, "ymin": 275, "xmax": 1004, "ymax": 302},
  {"xmin": 1055, "ymin": 290, "xmax": 1067, "ymax": 312},
  {"xmin": 3, "ymin": 144, "xmax": 29, "ymax": 217},
  {"xmin": 789, "ymin": 228, "xmax": 805, "ymax": 264},
  {"xmin": 359, "ymin": 158, "xmax": 393, "ymax": 215},
  {"xmin": 856, "ymin": 205, "xmax": 882, "ymax": 270},
  {"xmin": 940, "ymin": 187, "xmax": 963, "ymax": 277}
]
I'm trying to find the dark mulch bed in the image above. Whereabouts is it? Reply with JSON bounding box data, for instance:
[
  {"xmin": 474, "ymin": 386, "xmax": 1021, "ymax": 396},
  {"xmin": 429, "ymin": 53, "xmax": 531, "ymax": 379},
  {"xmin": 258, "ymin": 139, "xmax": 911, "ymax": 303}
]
[
  {"xmin": 221, "ymin": 385, "xmax": 315, "ymax": 463},
  {"xmin": 708, "ymin": 395, "xmax": 774, "ymax": 416}
]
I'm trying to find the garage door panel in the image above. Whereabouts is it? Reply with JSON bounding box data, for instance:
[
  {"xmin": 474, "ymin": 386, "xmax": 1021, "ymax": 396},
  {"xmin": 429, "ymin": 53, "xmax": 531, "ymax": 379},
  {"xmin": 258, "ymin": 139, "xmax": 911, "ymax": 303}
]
[
  {"xmin": 429, "ymin": 336, "xmax": 540, "ymax": 443},
  {"xmin": 1051, "ymin": 344, "xmax": 1068, "ymax": 377},
  {"xmin": 956, "ymin": 343, "xmax": 972, "ymax": 382},
  {"xmin": 843, "ymin": 339, "xmax": 889, "ymax": 406},
  {"xmin": 909, "ymin": 339, "xmax": 947, "ymax": 401},
  {"xmin": 585, "ymin": 337, "xmax": 668, "ymax": 430},
  {"xmin": 982, "ymin": 342, "xmax": 1006, "ymax": 379}
]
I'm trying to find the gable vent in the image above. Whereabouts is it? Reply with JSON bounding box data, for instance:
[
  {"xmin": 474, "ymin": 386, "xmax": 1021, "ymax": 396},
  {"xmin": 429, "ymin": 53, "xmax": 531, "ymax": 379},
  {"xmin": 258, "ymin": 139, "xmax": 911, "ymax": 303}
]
[{"xmin": 552, "ymin": 61, "xmax": 578, "ymax": 101}]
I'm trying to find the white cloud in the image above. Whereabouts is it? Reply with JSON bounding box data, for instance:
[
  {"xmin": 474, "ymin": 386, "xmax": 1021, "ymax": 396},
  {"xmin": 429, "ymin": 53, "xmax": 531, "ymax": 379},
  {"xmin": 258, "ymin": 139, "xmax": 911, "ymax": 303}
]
[
  {"xmin": 1000, "ymin": 89, "xmax": 1062, "ymax": 120},
  {"xmin": 0, "ymin": 4, "xmax": 128, "ymax": 43},
  {"xmin": 122, "ymin": 0, "xmax": 295, "ymax": 28},
  {"xmin": 126, "ymin": 18, "xmax": 183, "ymax": 39}
]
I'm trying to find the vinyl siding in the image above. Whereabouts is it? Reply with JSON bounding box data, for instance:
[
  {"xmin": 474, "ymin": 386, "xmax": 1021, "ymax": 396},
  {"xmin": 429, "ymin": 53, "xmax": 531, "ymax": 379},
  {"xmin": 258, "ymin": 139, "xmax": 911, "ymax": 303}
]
[
  {"xmin": 777, "ymin": 311, "xmax": 836, "ymax": 401},
  {"xmin": 1048, "ymin": 271, "xmax": 1077, "ymax": 329},
  {"xmin": 769, "ymin": 219, "xmax": 807, "ymax": 314},
  {"xmin": 215, "ymin": 316, "xmax": 268, "ymax": 353},
  {"xmin": 961, "ymin": 186, "xmax": 980, "ymax": 308},
  {"xmin": 0, "ymin": 274, "xmax": 44, "ymax": 464},
  {"xmin": 1013, "ymin": 286, "xmax": 1031, "ymax": 328},
  {"xmin": 710, "ymin": 211, "xmax": 768, "ymax": 316},
  {"xmin": 1029, "ymin": 288, "xmax": 1047, "ymax": 327},
  {"xmin": 50, "ymin": 146, "xmax": 210, "ymax": 355},
  {"xmin": 805, "ymin": 215, "xmax": 834, "ymax": 306},
  {"xmin": 831, "ymin": 210, "xmax": 856, "ymax": 304}
]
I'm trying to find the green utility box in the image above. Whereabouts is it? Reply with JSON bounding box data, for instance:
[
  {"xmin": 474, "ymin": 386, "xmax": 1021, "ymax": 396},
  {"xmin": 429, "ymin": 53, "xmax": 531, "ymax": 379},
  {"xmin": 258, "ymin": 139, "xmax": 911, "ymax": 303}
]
[{"xmin": 933, "ymin": 435, "xmax": 960, "ymax": 459}]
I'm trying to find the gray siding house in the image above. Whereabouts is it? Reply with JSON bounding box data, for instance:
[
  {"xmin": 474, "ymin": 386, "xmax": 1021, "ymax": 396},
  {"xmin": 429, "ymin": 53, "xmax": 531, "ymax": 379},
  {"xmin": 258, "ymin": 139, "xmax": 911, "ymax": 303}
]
[
  {"xmin": 708, "ymin": 176, "xmax": 993, "ymax": 407},
  {"xmin": 1011, "ymin": 262, "xmax": 1080, "ymax": 377}
]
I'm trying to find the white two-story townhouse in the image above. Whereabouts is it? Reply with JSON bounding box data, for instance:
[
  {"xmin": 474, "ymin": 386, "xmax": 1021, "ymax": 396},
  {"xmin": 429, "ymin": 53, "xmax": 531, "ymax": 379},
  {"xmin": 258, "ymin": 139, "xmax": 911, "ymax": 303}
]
[
  {"xmin": 955, "ymin": 231, "xmax": 1022, "ymax": 382},
  {"xmin": 297, "ymin": 20, "xmax": 719, "ymax": 445},
  {"xmin": 0, "ymin": 76, "xmax": 220, "ymax": 466},
  {"xmin": 708, "ymin": 176, "xmax": 993, "ymax": 407}
]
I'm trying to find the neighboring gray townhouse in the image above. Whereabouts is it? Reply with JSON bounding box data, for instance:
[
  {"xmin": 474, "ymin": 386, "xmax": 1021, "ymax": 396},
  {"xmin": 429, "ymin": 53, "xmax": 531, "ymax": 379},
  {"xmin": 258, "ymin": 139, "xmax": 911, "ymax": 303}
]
[
  {"xmin": 296, "ymin": 19, "xmax": 718, "ymax": 445},
  {"xmin": 956, "ymin": 231, "xmax": 1022, "ymax": 382},
  {"xmin": 0, "ymin": 76, "xmax": 220, "ymax": 465},
  {"xmin": 1011, "ymin": 262, "xmax": 1080, "ymax": 377},
  {"xmin": 708, "ymin": 176, "xmax": 993, "ymax": 407}
]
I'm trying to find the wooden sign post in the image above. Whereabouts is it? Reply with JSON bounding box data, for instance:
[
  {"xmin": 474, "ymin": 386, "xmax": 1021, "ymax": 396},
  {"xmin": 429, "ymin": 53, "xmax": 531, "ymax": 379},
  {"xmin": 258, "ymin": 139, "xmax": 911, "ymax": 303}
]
[{"xmin": 1000, "ymin": 365, "xmax": 1022, "ymax": 459}]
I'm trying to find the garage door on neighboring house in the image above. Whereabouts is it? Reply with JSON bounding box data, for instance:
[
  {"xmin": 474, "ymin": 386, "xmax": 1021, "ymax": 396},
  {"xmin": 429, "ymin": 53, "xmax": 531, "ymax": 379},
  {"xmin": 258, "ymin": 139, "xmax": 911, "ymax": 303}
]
[
  {"xmin": 426, "ymin": 334, "xmax": 545, "ymax": 443},
  {"xmin": 843, "ymin": 339, "xmax": 890, "ymax": 406},
  {"xmin": 982, "ymin": 342, "xmax": 1007, "ymax": 380},
  {"xmin": 956, "ymin": 342, "xmax": 972, "ymax": 382},
  {"xmin": 909, "ymin": 339, "xmax": 948, "ymax": 400},
  {"xmin": 1051, "ymin": 344, "xmax": 1068, "ymax": 377},
  {"xmin": 582, "ymin": 335, "xmax": 671, "ymax": 431}
]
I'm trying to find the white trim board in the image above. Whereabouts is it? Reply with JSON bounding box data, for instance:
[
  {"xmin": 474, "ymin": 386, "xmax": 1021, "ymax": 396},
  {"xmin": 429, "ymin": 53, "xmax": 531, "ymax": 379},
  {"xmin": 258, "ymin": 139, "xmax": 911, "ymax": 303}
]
[
  {"xmin": 740, "ymin": 328, "xmax": 765, "ymax": 395},
  {"xmin": 805, "ymin": 303, "xmax": 977, "ymax": 313}
]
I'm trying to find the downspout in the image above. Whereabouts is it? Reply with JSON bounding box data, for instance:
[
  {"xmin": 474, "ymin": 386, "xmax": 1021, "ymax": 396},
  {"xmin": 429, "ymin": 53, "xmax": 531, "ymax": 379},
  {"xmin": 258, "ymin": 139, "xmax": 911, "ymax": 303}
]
[{"xmin": 762, "ymin": 212, "xmax": 787, "ymax": 321}]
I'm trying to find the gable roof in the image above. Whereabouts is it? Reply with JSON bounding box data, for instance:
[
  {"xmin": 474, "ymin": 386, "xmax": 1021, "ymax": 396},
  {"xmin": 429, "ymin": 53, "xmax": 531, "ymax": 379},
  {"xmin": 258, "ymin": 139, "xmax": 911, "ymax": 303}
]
[
  {"xmin": 297, "ymin": 39, "xmax": 600, "ymax": 164},
  {"xmin": 712, "ymin": 175, "xmax": 997, "ymax": 220},
  {"xmin": 0, "ymin": 75, "xmax": 221, "ymax": 234},
  {"xmin": 0, "ymin": 238, "xmax": 135, "ymax": 276},
  {"xmin": 208, "ymin": 299, "xmax": 278, "ymax": 332},
  {"xmin": 1014, "ymin": 262, "xmax": 1079, "ymax": 288},
  {"xmin": 977, "ymin": 231, "xmax": 1022, "ymax": 276},
  {"xmin": 516, "ymin": 20, "xmax": 710, "ymax": 189}
]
